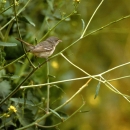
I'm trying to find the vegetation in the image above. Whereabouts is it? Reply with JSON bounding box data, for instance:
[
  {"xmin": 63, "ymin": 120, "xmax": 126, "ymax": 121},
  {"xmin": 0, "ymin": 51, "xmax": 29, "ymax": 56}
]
[{"xmin": 0, "ymin": 0, "xmax": 130, "ymax": 129}]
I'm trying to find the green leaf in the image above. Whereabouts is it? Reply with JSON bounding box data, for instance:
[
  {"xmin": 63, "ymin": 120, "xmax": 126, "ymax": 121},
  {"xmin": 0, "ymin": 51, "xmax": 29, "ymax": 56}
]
[
  {"xmin": 16, "ymin": 108, "xmax": 34, "ymax": 128},
  {"xmin": 50, "ymin": 109, "xmax": 63, "ymax": 120},
  {"xmin": 48, "ymin": 74, "xmax": 56, "ymax": 78},
  {"xmin": 0, "ymin": 80, "xmax": 11, "ymax": 96},
  {"xmin": 56, "ymin": 111, "xmax": 68, "ymax": 120},
  {"xmin": 50, "ymin": 109, "xmax": 68, "ymax": 121},
  {"xmin": 79, "ymin": 110, "xmax": 90, "ymax": 113},
  {"xmin": 0, "ymin": 74, "xmax": 19, "ymax": 80},
  {"xmin": 0, "ymin": 42, "xmax": 17, "ymax": 47},
  {"xmin": 18, "ymin": 16, "xmax": 35, "ymax": 27},
  {"xmin": 52, "ymin": 85, "xmax": 66, "ymax": 94},
  {"xmin": 47, "ymin": 0, "xmax": 54, "ymax": 11},
  {"xmin": 10, "ymin": 75, "xmax": 20, "ymax": 80},
  {"xmin": 0, "ymin": 69, "xmax": 6, "ymax": 77},
  {"xmin": 94, "ymin": 82, "xmax": 101, "ymax": 99},
  {"xmin": 81, "ymin": 19, "xmax": 85, "ymax": 32},
  {"xmin": 10, "ymin": 98, "xmax": 34, "ymax": 106}
]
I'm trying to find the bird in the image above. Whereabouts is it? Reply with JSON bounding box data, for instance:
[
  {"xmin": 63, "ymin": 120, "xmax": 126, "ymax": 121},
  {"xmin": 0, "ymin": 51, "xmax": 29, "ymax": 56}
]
[{"xmin": 16, "ymin": 36, "xmax": 62, "ymax": 58}]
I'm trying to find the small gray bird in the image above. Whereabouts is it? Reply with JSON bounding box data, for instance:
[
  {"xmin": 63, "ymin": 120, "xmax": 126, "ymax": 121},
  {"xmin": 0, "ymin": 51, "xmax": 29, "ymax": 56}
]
[{"xmin": 16, "ymin": 36, "xmax": 62, "ymax": 58}]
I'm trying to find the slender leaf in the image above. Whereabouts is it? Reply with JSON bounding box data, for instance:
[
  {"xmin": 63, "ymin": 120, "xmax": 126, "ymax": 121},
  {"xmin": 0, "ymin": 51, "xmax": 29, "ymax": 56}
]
[
  {"xmin": 49, "ymin": 109, "xmax": 63, "ymax": 120},
  {"xmin": 47, "ymin": 0, "xmax": 54, "ymax": 11},
  {"xmin": 10, "ymin": 75, "xmax": 20, "ymax": 80},
  {"xmin": 18, "ymin": 16, "xmax": 35, "ymax": 27},
  {"xmin": 94, "ymin": 82, "xmax": 101, "ymax": 99},
  {"xmin": 0, "ymin": 42, "xmax": 17, "ymax": 47},
  {"xmin": 79, "ymin": 110, "xmax": 90, "ymax": 113},
  {"xmin": 48, "ymin": 74, "xmax": 56, "ymax": 78},
  {"xmin": 81, "ymin": 19, "xmax": 85, "ymax": 32}
]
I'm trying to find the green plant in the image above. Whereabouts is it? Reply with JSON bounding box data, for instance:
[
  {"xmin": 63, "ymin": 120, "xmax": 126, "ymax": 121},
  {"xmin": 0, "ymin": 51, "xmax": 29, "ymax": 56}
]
[{"xmin": 0, "ymin": 0, "xmax": 130, "ymax": 129}]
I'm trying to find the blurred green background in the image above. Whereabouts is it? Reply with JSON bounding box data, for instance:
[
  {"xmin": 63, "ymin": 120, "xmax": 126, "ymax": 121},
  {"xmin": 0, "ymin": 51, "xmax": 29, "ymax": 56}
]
[{"xmin": 1, "ymin": 0, "xmax": 130, "ymax": 129}]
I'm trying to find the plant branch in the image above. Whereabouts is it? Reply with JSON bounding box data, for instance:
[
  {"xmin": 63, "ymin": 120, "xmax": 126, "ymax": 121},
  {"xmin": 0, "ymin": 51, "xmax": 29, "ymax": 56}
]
[
  {"xmin": 60, "ymin": 53, "xmax": 100, "ymax": 81},
  {"xmin": 100, "ymin": 61, "xmax": 130, "ymax": 75},
  {"xmin": 0, "ymin": 0, "xmax": 31, "ymax": 31},
  {"xmin": 46, "ymin": 59, "xmax": 50, "ymax": 113},
  {"xmin": 0, "ymin": 54, "xmax": 25, "ymax": 70},
  {"xmin": 0, "ymin": 4, "xmax": 14, "ymax": 15},
  {"xmin": 1, "ymin": 13, "xmax": 130, "ymax": 71},
  {"xmin": 84, "ymin": 14, "xmax": 130, "ymax": 38},
  {"xmin": 81, "ymin": 0, "xmax": 104, "ymax": 38},
  {"xmin": 0, "ymin": 11, "xmax": 74, "ymax": 70},
  {"xmin": 13, "ymin": 0, "xmax": 35, "ymax": 69},
  {"xmin": 16, "ymin": 78, "xmax": 92, "ymax": 130},
  {"xmin": 38, "ymin": 11, "xmax": 75, "ymax": 42},
  {"xmin": 101, "ymin": 76, "xmax": 130, "ymax": 102},
  {"xmin": 35, "ymin": 101, "xmax": 85, "ymax": 128}
]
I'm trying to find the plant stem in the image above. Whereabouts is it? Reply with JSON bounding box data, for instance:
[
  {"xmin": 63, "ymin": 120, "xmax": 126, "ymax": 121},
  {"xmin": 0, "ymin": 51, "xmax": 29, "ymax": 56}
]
[
  {"xmin": 0, "ymin": 0, "xmax": 31, "ymax": 31},
  {"xmin": 13, "ymin": 0, "xmax": 35, "ymax": 69},
  {"xmin": 81, "ymin": 0, "xmax": 104, "ymax": 38},
  {"xmin": 46, "ymin": 58, "xmax": 50, "ymax": 113},
  {"xmin": 16, "ymin": 78, "xmax": 92, "ymax": 130}
]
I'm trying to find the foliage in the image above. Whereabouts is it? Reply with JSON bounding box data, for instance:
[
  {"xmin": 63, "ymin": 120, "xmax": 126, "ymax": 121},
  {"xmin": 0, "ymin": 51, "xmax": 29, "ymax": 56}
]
[{"xmin": 0, "ymin": 0, "xmax": 130, "ymax": 130}]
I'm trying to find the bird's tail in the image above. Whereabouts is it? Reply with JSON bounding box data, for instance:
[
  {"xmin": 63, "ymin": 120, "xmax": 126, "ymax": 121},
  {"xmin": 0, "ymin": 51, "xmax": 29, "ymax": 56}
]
[{"xmin": 16, "ymin": 38, "xmax": 34, "ymax": 51}]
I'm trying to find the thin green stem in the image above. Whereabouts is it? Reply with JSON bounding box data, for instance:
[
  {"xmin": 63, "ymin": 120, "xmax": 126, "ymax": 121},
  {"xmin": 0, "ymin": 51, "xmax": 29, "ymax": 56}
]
[
  {"xmin": 0, "ymin": 0, "xmax": 31, "ymax": 31},
  {"xmin": 49, "ymin": 0, "xmax": 104, "ymax": 60},
  {"xmin": 0, "ymin": 54, "xmax": 25, "ymax": 70},
  {"xmin": 13, "ymin": 0, "xmax": 35, "ymax": 69},
  {"xmin": 100, "ymin": 61, "xmax": 130, "ymax": 75},
  {"xmin": 0, "ymin": 4, "xmax": 14, "ymax": 15},
  {"xmin": 37, "ymin": 78, "xmax": 91, "ymax": 123},
  {"xmin": 60, "ymin": 53, "xmax": 100, "ymax": 81},
  {"xmin": 1, "ymin": 13, "xmax": 130, "ymax": 71},
  {"xmin": 38, "ymin": 12, "xmax": 74, "ymax": 42},
  {"xmin": 84, "ymin": 14, "xmax": 130, "ymax": 38},
  {"xmin": 14, "ymin": 55, "xmax": 32, "ymax": 84},
  {"xmin": 0, "ymin": 68, "xmax": 35, "ymax": 106},
  {"xmin": 0, "ymin": 58, "xmax": 48, "ymax": 106},
  {"xmin": 0, "ymin": 31, "xmax": 4, "ymax": 40},
  {"xmin": 4, "ymin": 22, "xmax": 13, "ymax": 41},
  {"xmin": 107, "ymin": 75, "xmax": 130, "ymax": 82},
  {"xmin": 81, "ymin": 0, "xmax": 104, "ymax": 38},
  {"xmin": 35, "ymin": 101, "xmax": 85, "ymax": 128},
  {"xmin": 16, "ymin": 79, "xmax": 91, "ymax": 130},
  {"xmin": 0, "ymin": 0, "xmax": 32, "ymax": 70},
  {"xmin": 20, "ymin": 75, "xmax": 92, "ymax": 89},
  {"xmin": 0, "ymin": 11, "xmax": 74, "ymax": 70},
  {"xmin": 46, "ymin": 59, "xmax": 50, "ymax": 113},
  {"xmin": 101, "ymin": 76, "xmax": 130, "ymax": 102}
]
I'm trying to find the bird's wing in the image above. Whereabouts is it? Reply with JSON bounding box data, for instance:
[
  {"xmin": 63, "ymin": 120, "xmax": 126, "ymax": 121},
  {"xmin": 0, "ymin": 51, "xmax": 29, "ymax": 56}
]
[{"xmin": 31, "ymin": 41, "xmax": 53, "ymax": 53}]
